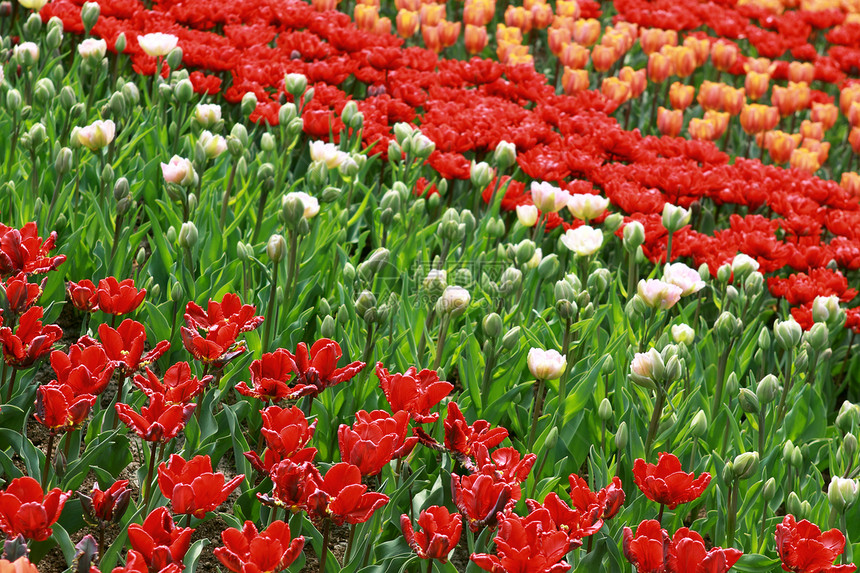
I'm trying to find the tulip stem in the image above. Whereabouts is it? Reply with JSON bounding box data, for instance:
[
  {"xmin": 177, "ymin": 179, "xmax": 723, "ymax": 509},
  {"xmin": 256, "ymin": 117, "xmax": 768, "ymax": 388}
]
[
  {"xmin": 218, "ymin": 159, "xmax": 238, "ymax": 230},
  {"xmin": 711, "ymin": 343, "xmax": 733, "ymax": 414},
  {"xmin": 427, "ymin": 558, "xmax": 433, "ymax": 573},
  {"xmin": 479, "ymin": 343, "xmax": 496, "ymax": 407},
  {"xmin": 319, "ymin": 518, "xmax": 331, "ymax": 573},
  {"xmin": 776, "ymin": 349, "xmax": 794, "ymax": 423},
  {"xmin": 656, "ymin": 503, "xmax": 665, "ymax": 525},
  {"xmin": 345, "ymin": 523, "xmax": 356, "ymax": 563},
  {"xmin": 417, "ymin": 309, "xmax": 435, "ymax": 364},
  {"xmin": 432, "ymin": 314, "xmax": 450, "ymax": 372},
  {"xmin": 261, "ymin": 262, "xmax": 279, "ymax": 352},
  {"xmin": 5, "ymin": 368, "xmax": 17, "ymax": 402},
  {"xmin": 726, "ymin": 479, "xmax": 739, "ymax": 547},
  {"xmin": 644, "ymin": 388, "xmax": 666, "ymax": 459},
  {"xmin": 556, "ymin": 316, "xmax": 573, "ymax": 431},
  {"xmin": 142, "ymin": 440, "xmax": 159, "ymax": 506},
  {"xmin": 757, "ymin": 494, "xmax": 768, "ymax": 553},
  {"xmin": 41, "ymin": 432, "xmax": 55, "ymax": 488},
  {"xmin": 527, "ymin": 378, "xmax": 546, "ymax": 451}
]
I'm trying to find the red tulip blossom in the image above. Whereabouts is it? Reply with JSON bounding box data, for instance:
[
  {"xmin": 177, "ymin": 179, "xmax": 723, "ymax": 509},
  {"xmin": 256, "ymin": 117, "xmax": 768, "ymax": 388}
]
[
  {"xmin": 472, "ymin": 509, "xmax": 573, "ymax": 573},
  {"xmin": 668, "ymin": 528, "xmax": 743, "ymax": 573},
  {"xmin": 633, "ymin": 453, "xmax": 711, "ymax": 509},
  {"xmin": 236, "ymin": 349, "xmax": 296, "ymax": 402},
  {"xmin": 475, "ymin": 445, "xmax": 537, "ymax": 502},
  {"xmin": 245, "ymin": 405, "xmax": 317, "ymax": 474},
  {"xmin": 111, "ymin": 549, "xmax": 182, "ymax": 573},
  {"xmin": 444, "ymin": 402, "xmax": 508, "ymax": 459},
  {"xmin": 259, "ymin": 460, "xmax": 322, "ymax": 512},
  {"xmin": 525, "ymin": 494, "xmax": 602, "ymax": 543},
  {"xmin": 0, "ymin": 222, "xmax": 66, "ymax": 277},
  {"xmin": 127, "ymin": 507, "xmax": 194, "ymax": 572},
  {"xmin": 306, "ymin": 463, "xmax": 390, "ymax": 526},
  {"xmin": 158, "ymin": 454, "xmax": 244, "ymax": 518},
  {"xmin": 214, "ymin": 520, "xmax": 304, "ymax": 573},
  {"xmin": 79, "ymin": 480, "xmax": 131, "ymax": 526},
  {"xmin": 67, "ymin": 279, "xmax": 98, "ymax": 312},
  {"xmin": 50, "ymin": 344, "xmax": 116, "ymax": 396},
  {"xmin": 401, "ymin": 506, "xmax": 463, "ymax": 562},
  {"xmin": 451, "ymin": 473, "xmax": 513, "ymax": 532},
  {"xmin": 375, "ymin": 362, "xmax": 453, "ymax": 423},
  {"xmin": 0, "ymin": 557, "xmax": 38, "ymax": 573},
  {"xmin": 281, "ymin": 338, "xmax": 365, "ymax": 398},
  {"xmin": 184, "ymin": 293, "xmax": 263, "ymax": 335},
  {"xmin": 775, "ymin": 515, "xmax": 857, "ymax": 573},
  {"xmin": 180, "ymin": 323, "xmax": 246, "ymax": 368},
  {"xmin": 569, "ymin": 474, "xmax": 625, "ymax": 519},
  {"xmin": 82, "ymin": 320, "xmax": 170, "ymax": 377},
  {"xmin": 115, "ymin": 393, "xmax": 195, "ymax": 443},
  {"xmin": 34, "ymin": 383, "xmax": 96, "ymax": 432},
  {"xmin": 1, "ymin": 273, "xmax": 44, "ymax": 319},
  {"xmin": 95, "ymin": 277, "xmax": 146, "ymax": 316},
  {"xmin": 134, "ymin": 362, "xmax": 211, "ymax": 404},
  {"xmin": 338, "ymin": 410, "xmax": 418, "ymax": 476},
  {"xmin": 0, "ymin": 306, "xmax": 62, "ymax": 368},
  {"xmin": 0, "ymin": 477, "xmax": 70, "ymax": 541},
  {"xmin": 624, "ymin": 520, "xmax": 670, "ymax": 573}
]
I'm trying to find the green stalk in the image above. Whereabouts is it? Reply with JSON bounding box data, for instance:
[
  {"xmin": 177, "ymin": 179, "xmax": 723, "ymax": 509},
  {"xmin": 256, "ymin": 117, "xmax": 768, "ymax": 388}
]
[
  {"xmin": 319, "ymin": 518, "xmax": 331, "ymax": 573},
  {"xmin": 261, "ymin": 262, "xmax": 279, "ymax": 352},
  {"xmin": 711, "ymin": 343, "xmax": 733, "ymax": 414},
  {"xmin": 527, "ymin": 378, "xmax": 546, "ymax": 451},
  {"xmin": 41, "ymin": 432, "xmax": 55, "ymax": 488},
  {"xmin": 218, "ymin": 159, "xmax": 238, "ymax": 230},
  {"xmin": 432, "ymin": 314, "xmax": 450, "ymax": 371},
  {"xmin": 644, "ymin": 387, "xmax": 666, "ymax": 459}
]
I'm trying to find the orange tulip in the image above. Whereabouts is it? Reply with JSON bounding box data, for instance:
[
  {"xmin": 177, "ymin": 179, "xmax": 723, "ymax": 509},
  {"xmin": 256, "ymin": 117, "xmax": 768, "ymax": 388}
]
[
  {"xmin": 811, "ymin": 102, "xmax": 838, "ymax": 130},
  {"xmin": 647, "ymin": 52, "xmax": 673, "ymax": 84},
  {"xmin": 744, "ymin": 71, "xmax": 770, "ymax": 101},
  {"xmin": 710, "ymin": 40, "xmax": 739, "ymax": 72},
  {"xmin": 464, "ymin": 24, "xmax": 488, "ymax": 54},
  {"xmin": 840, "ymin": 172, "xmax": 860, "ymax": 197},
  {"xmin": 657, "ymin": 107, "xmax": 683, "ymax": 137},
  {"xmin": 800, "ymin": 120, "xmax": 824, "ymax": 141},
  {"xmin": 669, "ymin": 82, "xmax": 695, "ymax": 110},
  {"xmin": 619, "ymin": 66, "xmax": 647, "ymax": 98},
  {"xmin": 560, "ymin": 42, "xmax": 589, "ymax": 69},
  {"xmin": 697, "ymin": 81, "xmax": 724, "ymax": 111},
  {"xmin": 396, "ymin": 9, "xmax": 420, "ymax": 37},
  {"xmin": 548, "ymin": 28, "xmax": 571, "ymax": 56},
  {"xmin": 562, "ymin": 67, "xmax": 590, "ymax": 94},
  {"xmin": 572, "ymin": 18, "xmax": 601, "ymax": 47},
  {"xmin": 591, "ymin": 45, "xmax": 617, "ymax": 72},
  {"xmin": 789, "ymin": 147, "xmax": 820, "ymax": 173}
]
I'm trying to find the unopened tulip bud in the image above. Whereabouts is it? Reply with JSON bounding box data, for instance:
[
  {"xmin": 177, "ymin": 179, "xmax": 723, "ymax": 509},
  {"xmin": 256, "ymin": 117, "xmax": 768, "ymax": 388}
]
[
  {"xmin": 732, "ymin": 452, "xmax": 759, "ymax": 480},
  {"xmin": 738, "ymin": 388, "xmax": 759, "ymax": 414},
  {"xmin": 501, "ymin": 327, "xmax": 520, "ymax": 351},
  {"xmin": 805, "ymin": 322, "xmax": 829, "ymax": 352},
  {"xmin": 785, "ymin": 492, "xmax": 802, "ymax": 517},
  {"xmin": 812, "ymin": 295, "xmax": 840, "ymax": 324},
  {"xmin": 538, "ymin": 254, "xmax": 559, "ymax": 280},
  {"xmin": 689, "ymin": 410, "xmax": 707, "ymax": 438},
  {"xmin": 836, "ymin": 402, "xmax": 860, "ymax": 433},
  {"xmin": 731, "ymin": 253, "xmax": 759, "ymax": 279},
  {"xmin": 113, "ymin": 177, "xmax": 129, "ymax": 202},
  {"xmin": 493, "ymin": 140, "xmax": 517, "ymax": 170},
  {"xmin": 320, "ymin": 315, "xmax": 336, "ymax": 339},
  {"xmin": 671, "ymin": 324, "xmax": 695, "ymax": 345},
  {"xmin": 80, "ymin": 1, "xmax": 100, "ymax": 32},
  {"xmin": 55, "ymin": 147, "xmax": 73, "ymax": 175},
  {"xmin": 285, "ymin": 73, "xmax": 308, "ymax": 98},
  {"xmin": 661, "ymin": 203, "xmax": 691, "ymax": 233},
  {"xmin": 355, "ymin": 290, "xmax": 377, "ymax": 320},
  {"xmin": 844, "ymin": 433, "xmax": 857, "ymax": 459},
  {"xmin": 795, "ymin": 346, "xmax": 809, "ymax": 371},
  {"xmin": 115, "ymin": 32, "xmax": 127, "ymax": 53},
  {"xmin": 790, "ymin": 446, "xmax": 802, "ymax": 469},
  {"xmin": 615, "ymin": 422, "xmax": 629, "ymax": 450},
  {"xmin": 166, "ymin": 226, "xmax": 177, "ymax": 244},
  {"xmin": 358, "ymin": 248, "xmax": 390, "ymax": 281},
  {"xmin": 483, "ymin": 313, "xmax": 503, "ymax": 338},
  {"xmin": 165, "ymin": 46, "xmax": 183, "ymax": 69},
  {"xmin": 622, "ymin": 221, "xmax": 645, "ymax": 253},
  {"xmin": 604, "ymin": 213, "xmax": 623, "ymax": 233},
  {"xmin": 266, "ymin": 234, "xmax": 286, "ymax": 263},
  {"xmin": 773, "ymin": 319, "xmax": 802, "ymax": 350},
  {"xmin": 437, "ymin": 286, "xmax": 471, "ymax": 317},
  {"xmin": 241, "ymin": 92, "xmax": 258, "ymax": 117},
  {"xmin": 470, "ymin": 161, "xmax": 494, "ymax": 189},
  {"xmin": 828, "ymin": 476, "xmax": 858, "ymax": 512},
  {"xmin": 754, "ymin": 374, "xmax": 779, "ymax": 405},
  {"xmin": 178, "ymin": 222, "xmax": 198, "ymax": 250},
  {"xmin": 598, "ymin": 398, "xmax": 612, "ymax": 421}
]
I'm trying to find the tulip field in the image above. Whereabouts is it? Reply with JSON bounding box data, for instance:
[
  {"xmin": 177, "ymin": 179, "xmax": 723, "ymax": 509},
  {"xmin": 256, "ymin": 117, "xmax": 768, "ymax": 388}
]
[{"xmin": 2, "ymin": 0, "xmax": 860, "ymax": 570}]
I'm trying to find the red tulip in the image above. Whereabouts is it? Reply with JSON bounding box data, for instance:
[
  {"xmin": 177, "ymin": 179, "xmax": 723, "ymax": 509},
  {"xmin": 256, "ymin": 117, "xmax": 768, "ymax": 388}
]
[
  {"xmin": 0, "ymin": 477, "xmax": 70, "ymax": 541},
  {"xmin": 158, "ymin": 454, "xmax": 244, "ymax": 518},
  {"xmin": 79, "ymin": 480, "xmax": 131, "ymax": 526},
  {"xmin": 127, "ymin": 507, "xmax": 194, "ymax": 572},
  {"xmin": 633, "ymin": 453, "xmax": 711, "ymax": 509},
  {"xmin": 67, "ymin": 279, "xmax": 99, "ymax": 312},
  {"xmin": 0, "ymin": 306, "xmax": 62, "ymax": 368},
  {"xmin": 451, "ymin": 473, "xmax": 512, "ymax": 532},
  {"xmin": 96, "ymin": 277, "xmax": 146, "ymax": 315},
  {"xmin": 623, "ymin": 520, "xmax": 670, "ymax": 573},
  {"xmin": 134, "ymin": 363, "xmax": 211, "ymax": 404},
  {"xmin": 282, "ymin": 338, "xmax": 365, "ymax": 398},
  {"xmin": 525, "ymin": 493, "xmax": 602, "ymax": 542},
  {"xmin": 245, "ymin": 405, "xmax": 317, "ymax": 474},
  {"xmin": 568, "ymin": 474, "xmax": 625, "ymax": 519},
  {"xmin": 0, "ymin": 222, "xmax": 66, "ymax": 277},
  {"xmin": 338, "ymin": 410, "xmax": 417, "ymax": 476},
  {"xmin": 401, "ymin": 506, "xmax": 462, "ymax": 562},
  {"xmin": 236, "ymin": 349, "xmax": 296, "ymax": 402},
  {"xmin": 83, "ymin": 320, "xmax": 170, "ymax": 377},
  {"xmin": 471, "ymin": 509, "xmax": 573, "ymax": 573},
  {"xmin": 110, "ymin": 549, "xmax": 182, "ymax": 573},
  {"xmin": 184, "ymin": 293, "xmax": 263, "ymax": 334},
  {"xmin": 0, "ymin": 273, "xmax": 44, "ymax": 318},
  {"xmin": 180, "ymin": 323, "xmax": 246, "ymax": 367},
  {"xmin": 306, "ymin": 463, "xmax": 389, "ymax": 526},
  {"xmin": 214, "ymin": 520, "xmax": 304, "ymax": 573},
  {"xmin": 775, "ymin": 515, "xmax": 857, "ymax": 573},
  {"xmin": 259, "ymin": 460, "xmax": 322, "ymax": 512},
  {"xmin": 50, "ymin": 343, "xmax": 116, "ymax": 396},
  {"xmin": 115, "ymin": 393, "xmax": 195, "ymax": 443},
  {"xmin": 444, "ymin": 402, "xmax": 508, "ymax": 458},
  {"xmin": 475, "ymin": 445, "xmax": 537, "ymax": 502},
  {"xmin": 668, "ymin": 528, "xmax": 743, "ymax": 573},
  {"xmin": 375, "ymin": 362, "xmax": 453, "ymax": 423},
  {"xmin": 34, "ymin": 383, "xmax": 96, "ymax": 432},
  {"xmin": 0, "ymin": 557, "xmax": 38, "ymax": 573}
]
